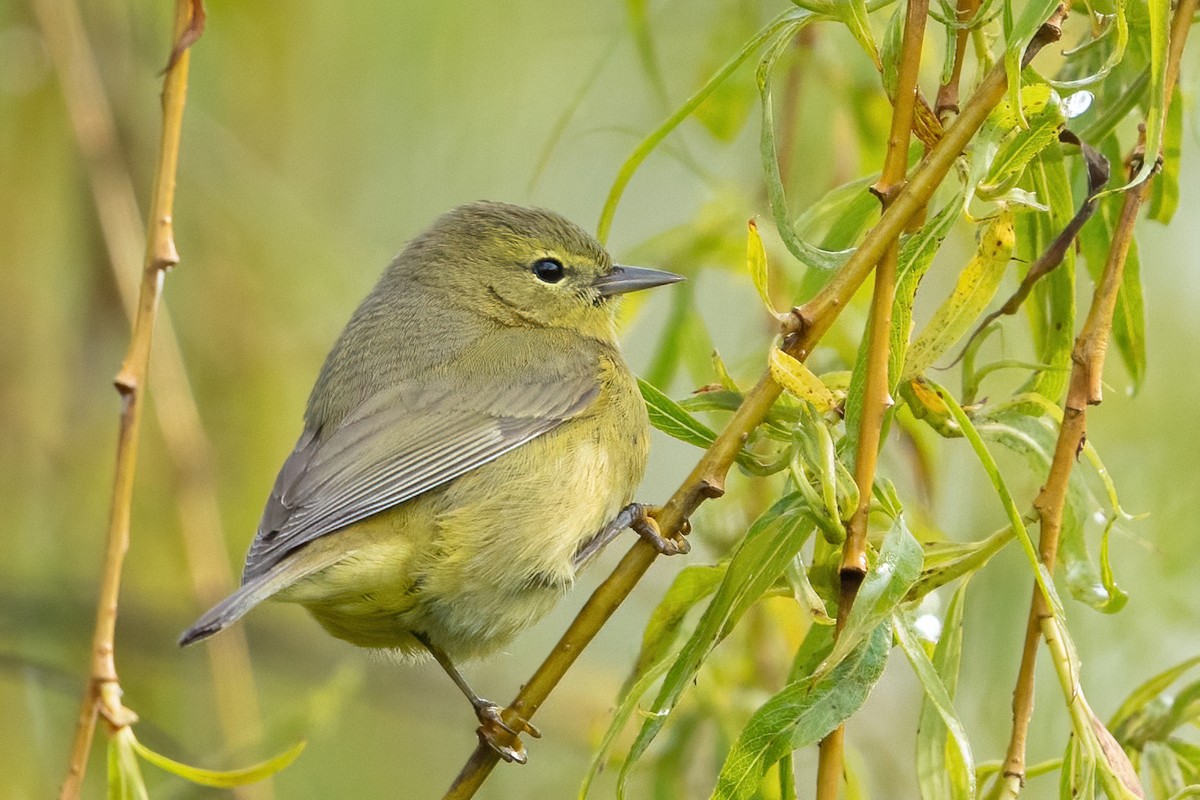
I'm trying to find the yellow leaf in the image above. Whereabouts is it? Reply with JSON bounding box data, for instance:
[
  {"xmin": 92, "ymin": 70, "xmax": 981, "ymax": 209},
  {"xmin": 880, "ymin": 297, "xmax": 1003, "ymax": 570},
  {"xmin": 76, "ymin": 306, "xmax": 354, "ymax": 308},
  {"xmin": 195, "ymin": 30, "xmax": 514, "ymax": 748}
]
[
  {"xmin": 769, "ymin": 349, "xmax": 838, "ymax": 412},
  {"xmin": 746, "ymin": 218, "xmax": 775, "ymax": 315},
  {"xmin": 902, "ymin": 210, "xmax": 1016, "ymax": 380}
]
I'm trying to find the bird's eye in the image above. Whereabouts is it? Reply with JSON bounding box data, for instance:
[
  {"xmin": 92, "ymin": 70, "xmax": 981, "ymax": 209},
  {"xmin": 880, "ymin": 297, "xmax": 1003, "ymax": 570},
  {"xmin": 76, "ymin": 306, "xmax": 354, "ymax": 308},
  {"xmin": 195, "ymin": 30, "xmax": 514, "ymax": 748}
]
[{"xmin": 531, "ymin": 257, "xmax": 565, "ymax": 284}]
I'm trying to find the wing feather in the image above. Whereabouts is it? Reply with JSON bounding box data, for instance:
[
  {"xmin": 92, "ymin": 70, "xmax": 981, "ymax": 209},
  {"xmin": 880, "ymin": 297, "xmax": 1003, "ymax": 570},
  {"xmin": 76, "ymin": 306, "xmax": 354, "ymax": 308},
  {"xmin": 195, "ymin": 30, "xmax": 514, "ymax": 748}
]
[{"xmin": 241, "ymin": 374, "xmax": 598, "ymax": 583}]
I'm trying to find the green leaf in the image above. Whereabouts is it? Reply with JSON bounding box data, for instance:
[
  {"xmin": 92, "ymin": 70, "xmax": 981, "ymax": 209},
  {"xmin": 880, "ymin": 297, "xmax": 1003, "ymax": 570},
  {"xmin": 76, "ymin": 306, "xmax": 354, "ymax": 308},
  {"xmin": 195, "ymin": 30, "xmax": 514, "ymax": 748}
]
[
  {"xmin": 898, "ymin": 598, "xmax": 975, "ymax": 800},
  {"xmin": 973, "ymin": 402, "xmax": 1121, "ymax": 612},
  {"xmin": 131, "ymin": 735, "xmax": 305, "ymax": 788},
  {"xmin": 758, "ymin": 13, "xmax": 859, "ymax": 272},
  {"xmin": 639, "ymin": 378, "xmax": 719, "ymax": 450},
  {"xmin": 578, "ymin": 563, "xmax": 720, "ymax": 800},
  {"xmin": 826, "ymin": 514, "xmax": 924, "ymax": 668},
  {"xmin": 598, "ymin": 8, "xmax": 806, "ymax": 243},
  {"xmin": 618, "ymin": 493, "xmax": 817, "ymax": 796},
  {"xmin": 1149, "ymin": 85, "xmax": 1182, "ymax": 222},
  {"xmin": 108, "ymin": 729, "xmax": 149, "ymax": 800},
  {"xmin": 1111, "ymin": 655, "xmax": 1200, "ymax": 738},
  {"xmin": 927, "ymin": 382, "xmax": 1062, "ymax": 618},
  {"xmin": 639, "ymin": 381, "xmax": 777, "ymax": 474},
  {"xmin": 890, "ymin": 193, "xmax": 964, "ymax": 390},
  {"xmin": 627, "ymin": 564, "xmax": 728, "ymax": 693},
  {"xmin": 977, "ymin": 84, "xmax": 1066, "ymax": 199},
  {"xmin": 908, "ymin": 527, "xmax": 1015, "ymax": 601},
  {"xmin": 902, "ymin": 210, "xmax": 1016, "ymax": 380},
  {"xmin": 1117, "ymin": 0, "xmax": 1170, "ymax": 191},
  {"xmin": 711, "ymin": 623, "xmax": 891, "ymax": 800},
  {"xmin": 1020, "ymin": 144, "xmax": 1076, "ymax": 402}
]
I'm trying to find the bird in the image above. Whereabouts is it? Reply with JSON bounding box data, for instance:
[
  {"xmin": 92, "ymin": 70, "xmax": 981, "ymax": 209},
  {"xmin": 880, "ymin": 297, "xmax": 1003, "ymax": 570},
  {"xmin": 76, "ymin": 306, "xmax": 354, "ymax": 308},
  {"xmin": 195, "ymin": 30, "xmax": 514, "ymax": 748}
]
[{"xmin": 180, "ymin": 201, "xmax": 684, "ymax": 762}]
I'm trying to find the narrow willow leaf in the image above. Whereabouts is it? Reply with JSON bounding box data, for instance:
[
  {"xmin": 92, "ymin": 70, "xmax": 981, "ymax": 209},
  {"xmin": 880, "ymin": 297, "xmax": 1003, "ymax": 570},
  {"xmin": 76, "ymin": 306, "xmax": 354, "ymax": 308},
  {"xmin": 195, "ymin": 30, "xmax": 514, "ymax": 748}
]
[
  {"xmin": 1097, "ymin": 521, "xmax": 1129, "ymax": 614},
  {"xmin": 1051, "ymin": 0, "xmax": 1129, "ymax": 89},
  {"xmin": 903, "ymin": 210, "xmax": 1016, "ymax": 380},
  {"xmin": 130, "ymin": 735, "xmax": 305, "ymax": 788},
  {"xmin": 1117, "ymin": 0, "xmax": 1170, "ymax": 192},
  {"xmin": 627, "ymin": 564, "xmax": 728, "ymax": 691},
  {"xmin": 835, "ymin": 0, "xmax": 882, "ymax": 69},
  {"xmin": 978, "ymin": 84, "xmax": 1065, "ymax": 199},
  {"xmin": 109, "ymin": 729, "xmax": 149, "ymax": 800},
  {"xmin": 1000, "ymin": 0, "xmax": 1062, "ymax": 127},
  {"xmin": 747, "ymin": 219, "xmax": 776, "ymax": 315},
  {"xmin": 769, "ymin": 349, "xmax": 838, "ymax": 412},
  {"xmin": 1149, "ymin": 87, "xmax": 1182, "ymax": 222},
  {"xmin": 640, "ymin": 378, "xmax": 719, "ymax": 449},
  {"xmin": 597, "ymin": 8, "xmax": 805, "ymax": 242},
  {"xmin": 927, "ymin": 382, "xmax": 1063, "ymax": 618},
  {"xmin": 891, "ymin": 194, "xmax": 964, "ymax": 390},
  {"xmin": 757, "ymin": 13, "xmax": 857, "ymax": 272},
  {"xmin": 826, "ymin": 514, "xmax": 924, "ymax": 668},
  {"xmin": 973, "ymin": 404, "xmax": 1119, "ymax": 612},
  {"xmin": 1022, "ymin": 145, "xmax": 1077, "ymax": 402},
  {"xmin": 1111, "ymin": 656, "xmax": 1200, "ymax": 735},
  {"xmin": 618, "ymin": 494, "xmax": 816, "ymax": 795},
  {"xmin": 898, "ymin": 601, "xmax": 975, "ymax": 800},
  {"xmin": 908, "ymin": 527, "xmax": 1015, "ymax": 601},
  {"xmin": 711, "ymin": 623, "xmax": 891, "ymax": 800},
  {"xmin": 581, "ymin": 657, "xmax": 671, "ymax": 799},
  {"xmin": 1146, "ymin": 741, "xmax": 1188, "ymax": 797},
  {"xmin": 786, "ymin": 555, "xmax": 833, "ymax": 625}
]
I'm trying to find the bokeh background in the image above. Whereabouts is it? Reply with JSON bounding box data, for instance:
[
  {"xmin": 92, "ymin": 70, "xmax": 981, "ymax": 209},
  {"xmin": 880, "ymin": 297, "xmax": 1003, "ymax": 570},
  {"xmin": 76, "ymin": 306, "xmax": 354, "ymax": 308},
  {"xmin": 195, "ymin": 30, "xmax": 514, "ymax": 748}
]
[{"xmin": 2, "ymin": 0, "xmax": 1198, "ymax": 797}]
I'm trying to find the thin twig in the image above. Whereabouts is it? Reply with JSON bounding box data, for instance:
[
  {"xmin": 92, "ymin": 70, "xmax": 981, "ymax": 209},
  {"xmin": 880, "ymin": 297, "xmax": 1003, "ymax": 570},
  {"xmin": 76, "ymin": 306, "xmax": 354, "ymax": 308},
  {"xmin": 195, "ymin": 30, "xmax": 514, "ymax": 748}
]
[
  {"xmin": 815, "ymin": 1, "xmax": 927, "ymax": 796},
  {"xmin": 442, "ymin": 7, "xmax": 1067, "ymax": 797},
  {"xmin": 996, "ymin": 1, "xmax": 1196, "ymax": 794},
  {"xmin": 936, "ymin": 0, "xmax": 982, "ymax": 123},
  {"xmin": 32, "ymin": 0, "xmax": 269, "ymax": 788},
  {"xmin": 58, "ymin": 2, "xmax": 202, "ymax": 797}
]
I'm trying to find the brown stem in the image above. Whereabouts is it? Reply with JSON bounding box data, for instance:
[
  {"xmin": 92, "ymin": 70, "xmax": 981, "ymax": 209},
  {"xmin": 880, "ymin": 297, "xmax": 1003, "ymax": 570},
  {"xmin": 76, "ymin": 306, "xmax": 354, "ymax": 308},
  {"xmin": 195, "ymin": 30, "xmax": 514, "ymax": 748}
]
[
  {"xmin": 57, "ymin": 2, "xmax": 201, "ymax": 797},
  {"xmin": 443, "ymin": 7, "xmax": 1066, "ymax": 798},
  {"xmin": 936, "ymin": 0, "xmax": 981, "ymax": 122},
  {"xmin": 996, "ymin": 1, "xmax": 1195, "ymax": 794},
  {"xmin": 33, "ymin": 0, "xmax": 269, "ymax": 785}
]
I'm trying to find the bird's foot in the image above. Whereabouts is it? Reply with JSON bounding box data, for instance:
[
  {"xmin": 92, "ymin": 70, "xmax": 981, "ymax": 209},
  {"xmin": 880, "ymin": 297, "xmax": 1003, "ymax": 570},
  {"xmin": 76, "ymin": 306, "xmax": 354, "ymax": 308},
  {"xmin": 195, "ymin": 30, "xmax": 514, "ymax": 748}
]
[
  {"xmin": 632, "ymin": 505, "xmax": 691, "ymax": 556},
  {"xmin": 474, "ymin": 702, "xmax": 541, "ymax": 764}
]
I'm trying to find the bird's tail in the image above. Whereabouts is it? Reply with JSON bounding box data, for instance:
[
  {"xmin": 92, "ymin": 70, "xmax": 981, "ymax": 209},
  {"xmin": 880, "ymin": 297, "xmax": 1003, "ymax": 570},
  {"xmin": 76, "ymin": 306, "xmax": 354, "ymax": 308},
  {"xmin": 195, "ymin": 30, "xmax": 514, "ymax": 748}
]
[{"xmin": 179, "ymin": 548, "xmax": 344, "ymax": 646}]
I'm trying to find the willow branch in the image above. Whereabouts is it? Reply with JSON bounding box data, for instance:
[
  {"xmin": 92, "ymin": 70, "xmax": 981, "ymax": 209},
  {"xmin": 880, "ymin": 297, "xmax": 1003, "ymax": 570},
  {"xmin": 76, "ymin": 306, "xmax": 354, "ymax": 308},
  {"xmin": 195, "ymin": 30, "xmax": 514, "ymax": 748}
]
[
  {"xmin": 33, "ymin": 0, "xmax": 269, "ymax": 787},
  {"xmin": 997, "ymin": 1, "xmax": 1196, "ymax": 795},
  {"xmin": 443, "ymin": 8, "xmax": 1066, "ymax": 798},
  {"xmin": 58, "ymin": 2, "xmax": 202, "ymax": 797},
  {"xmin": 816, "ymin": 1, "xmax": 927, "ymax": 797}
]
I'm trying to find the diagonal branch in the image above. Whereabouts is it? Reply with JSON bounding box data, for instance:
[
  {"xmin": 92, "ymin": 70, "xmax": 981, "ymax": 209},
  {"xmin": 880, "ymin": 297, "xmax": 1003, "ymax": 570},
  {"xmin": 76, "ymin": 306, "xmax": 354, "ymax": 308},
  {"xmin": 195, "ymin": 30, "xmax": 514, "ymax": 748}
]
[
  {"xmin": 57, "ymin": 1, "xmax": 203, "ymax": 797},
  {"xmin": 442, "ymin": 6, "xmax": 1067, "ymax": 797}
]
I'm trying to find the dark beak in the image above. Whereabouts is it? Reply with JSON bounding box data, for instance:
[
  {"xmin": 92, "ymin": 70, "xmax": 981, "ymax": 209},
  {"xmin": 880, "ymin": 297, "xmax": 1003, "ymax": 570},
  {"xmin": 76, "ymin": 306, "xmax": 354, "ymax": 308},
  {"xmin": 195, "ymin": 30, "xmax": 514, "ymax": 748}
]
[{"xmin": 592, "ymin": 265, "xmax": 685, "ymax": 297}]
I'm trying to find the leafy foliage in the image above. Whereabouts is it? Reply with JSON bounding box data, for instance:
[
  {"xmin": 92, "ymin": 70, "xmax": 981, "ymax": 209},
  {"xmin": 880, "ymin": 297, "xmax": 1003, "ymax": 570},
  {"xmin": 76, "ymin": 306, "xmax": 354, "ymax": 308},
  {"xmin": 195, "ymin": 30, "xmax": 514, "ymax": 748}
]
[{"xmin": 586, "ymin": 1, "xmax": 1198, "ymax": 798}]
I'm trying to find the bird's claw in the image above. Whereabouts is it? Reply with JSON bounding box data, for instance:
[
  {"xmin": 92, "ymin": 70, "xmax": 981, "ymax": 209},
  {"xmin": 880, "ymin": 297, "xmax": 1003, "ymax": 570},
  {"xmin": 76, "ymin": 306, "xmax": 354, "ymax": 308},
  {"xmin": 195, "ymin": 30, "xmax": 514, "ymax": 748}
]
[
  {"xmin": 475, "ymin": 702, "xmax": 541, "ymax": 764},
  {"xmin": 633, "ymin": 508, "xmax": 691, "ymax": 556}
]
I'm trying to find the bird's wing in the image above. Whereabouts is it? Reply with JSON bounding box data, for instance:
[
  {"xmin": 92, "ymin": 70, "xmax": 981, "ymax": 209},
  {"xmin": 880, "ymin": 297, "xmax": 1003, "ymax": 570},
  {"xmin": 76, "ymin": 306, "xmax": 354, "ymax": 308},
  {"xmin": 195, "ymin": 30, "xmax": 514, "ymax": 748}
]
[{"xmin": 241, "ymin": 373, "xmax": 599, "ymax": 583}]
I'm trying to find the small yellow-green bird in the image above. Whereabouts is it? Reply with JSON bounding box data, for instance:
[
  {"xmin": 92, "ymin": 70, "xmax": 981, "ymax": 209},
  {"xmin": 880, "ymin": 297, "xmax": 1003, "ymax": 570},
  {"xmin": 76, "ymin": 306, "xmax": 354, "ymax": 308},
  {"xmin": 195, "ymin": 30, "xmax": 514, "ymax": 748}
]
[{"xmin": 181, "ymin": 201, "xmax": 683, "ymax": 761}]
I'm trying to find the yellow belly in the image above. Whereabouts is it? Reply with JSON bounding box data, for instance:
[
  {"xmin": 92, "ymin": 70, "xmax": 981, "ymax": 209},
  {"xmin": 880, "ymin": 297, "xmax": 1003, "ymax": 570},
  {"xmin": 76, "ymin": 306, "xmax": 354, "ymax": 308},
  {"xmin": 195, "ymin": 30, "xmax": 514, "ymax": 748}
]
[{"xmin": 280, "ymin": 358, "xmax": 649, "ymax": 662}]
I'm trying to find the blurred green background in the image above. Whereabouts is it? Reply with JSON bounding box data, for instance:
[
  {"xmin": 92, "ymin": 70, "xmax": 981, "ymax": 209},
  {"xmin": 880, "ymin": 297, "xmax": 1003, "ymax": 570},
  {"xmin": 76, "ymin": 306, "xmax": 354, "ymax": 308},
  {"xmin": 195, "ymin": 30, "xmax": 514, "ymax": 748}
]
[{"xmin": 2, "ymin": 0, "xmax": 1198, "ymax": 797}]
